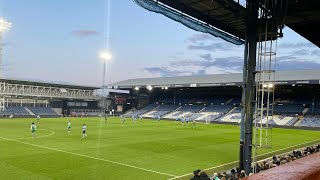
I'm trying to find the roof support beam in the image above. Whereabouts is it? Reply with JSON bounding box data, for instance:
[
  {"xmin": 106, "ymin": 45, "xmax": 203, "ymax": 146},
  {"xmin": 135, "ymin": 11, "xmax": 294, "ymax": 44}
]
[{"xmin": 240, "ymin": 0, "xmax": 259, "ymax": 174}]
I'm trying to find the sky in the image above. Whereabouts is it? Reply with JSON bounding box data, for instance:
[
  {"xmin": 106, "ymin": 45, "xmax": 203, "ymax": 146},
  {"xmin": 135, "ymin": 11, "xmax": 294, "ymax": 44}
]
[{"xmin": 0, "ymin": 0, "xmax": 319, "ymax": 87}]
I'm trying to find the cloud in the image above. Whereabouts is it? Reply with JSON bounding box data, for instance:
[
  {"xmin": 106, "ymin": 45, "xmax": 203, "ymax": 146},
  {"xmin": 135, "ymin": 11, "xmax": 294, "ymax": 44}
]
[
  {"xmin": 143, "ymin": 67, "xmax": 185, "ymax": 77},
  {"xmin": 188, "ymin": 33, "xmax": 213, "ymax": 43},
  {"xmin": 187, "ymin": 42, "xmax": 233, "ymax": 51},
  {"xmin": 195, "ymin": 69, "xmax": 206, "ymax": 75},
  {"xmin": 291, "ymin": 49, "xmax": 310, "ymax": 56},
  {"xmin": 214, "ymin": 57, "xmax": 243, "ymax": 69},
  {"xmin": 187, "ymin": 33, "xmax": 240, "ymax": 52},
  {"xmin": 143, "ymin": 55, "xmax": 244, "ymax": 77},
  {"xmin": 144, "ymin": 59, "xmax": 320, "ymax": 77},
  {"xmin": 70, "ymin": 30, "xmax": 99, "ymax": 37},
  {"xmin": 276, "ymin": 60, "xmax": 320, "ymax": 70},
  {"xmin": 143, "ymin": 66, "xmax": 211, "ymax": 77},
  {"xmin": 169, "ymin": 57, "xmax": 242, "ymax": 69},
  {"xmin": 276, "ymin": 55, "xmax": 297, "ymax": 62},
  {"xmin": 144, "ymin": 33, "xmax": 320, "ymax": 78},
  {"xmin": 2, "ymin": 42, "xmax": 11, "ymax": 47},
  {"xmin": 199, "ymin": 54, "xmax": 213, "ymax": 61},
  {"xmin": 278, "ymin": 42, "xmax": 316, "ymax": 49},
  {"xmin": 311, "ymin": 49, "xmax": 320, "ymax": 56}
]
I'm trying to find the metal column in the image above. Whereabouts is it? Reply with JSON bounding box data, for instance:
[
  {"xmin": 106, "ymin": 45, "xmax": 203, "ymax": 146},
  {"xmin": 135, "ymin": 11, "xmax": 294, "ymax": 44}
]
[{"xmin": 240, "ymin": 0, "xmax": 259, "ymax": 174}]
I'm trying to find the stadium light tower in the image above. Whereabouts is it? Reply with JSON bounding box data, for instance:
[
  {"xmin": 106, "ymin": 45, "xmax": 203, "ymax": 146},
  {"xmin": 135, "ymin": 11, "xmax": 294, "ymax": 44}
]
[
  {"xmin": 0, "ymin": 17, "xmax": 11, "ymax": 79},
  {"xmin": 100, "ymin": 51, "xmax": 112, "ymax": 61},
  {"xmin": 100, "ymin": 50, "xmax": 112, "ymax": 119}
]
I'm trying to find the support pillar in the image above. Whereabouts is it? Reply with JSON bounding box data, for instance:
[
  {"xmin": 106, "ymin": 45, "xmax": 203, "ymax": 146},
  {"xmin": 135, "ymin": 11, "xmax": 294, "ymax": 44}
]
[
  {"xmin": 240, "ymin": 0, "xmax": 259, "ymax": 174},
  {"xmin": 239, "ymin": 30, "xmax": 248, "ymax": 171}
]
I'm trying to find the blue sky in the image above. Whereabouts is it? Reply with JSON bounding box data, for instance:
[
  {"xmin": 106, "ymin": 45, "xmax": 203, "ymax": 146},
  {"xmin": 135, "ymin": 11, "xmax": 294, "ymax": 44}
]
[{"xmin": 1, "ymin": 0, "xmax": 319, "ymax": 86}]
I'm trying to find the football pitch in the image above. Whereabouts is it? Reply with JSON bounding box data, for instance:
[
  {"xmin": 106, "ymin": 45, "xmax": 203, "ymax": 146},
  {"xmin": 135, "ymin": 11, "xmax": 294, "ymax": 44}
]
[{"xmin": 0, "ymin": 117, "xmax": 319, "ymax": 180}]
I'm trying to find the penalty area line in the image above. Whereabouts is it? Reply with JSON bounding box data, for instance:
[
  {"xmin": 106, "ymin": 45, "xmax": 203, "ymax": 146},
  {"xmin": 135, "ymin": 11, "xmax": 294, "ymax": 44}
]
[
  {"xmin": 0, "ymin": 136, "xmax": 175, "ymax": 177},
  {"xmin": 168, "ymin": 139, "xmax": 320, "ymax": 180}
]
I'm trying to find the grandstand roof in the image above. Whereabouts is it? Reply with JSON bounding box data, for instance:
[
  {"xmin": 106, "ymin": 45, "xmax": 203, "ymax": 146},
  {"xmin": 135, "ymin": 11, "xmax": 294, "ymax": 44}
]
[
  {"xmin": 109, "ymin": 70, "xmax": 320, "ymax": 89},
  {"xmin": 152, "ymin": 0, "xmax": 320, "ymax": 47},
  {"xmin": 0, "ymin": 78, "xmax": 99, "ymax": 90}
]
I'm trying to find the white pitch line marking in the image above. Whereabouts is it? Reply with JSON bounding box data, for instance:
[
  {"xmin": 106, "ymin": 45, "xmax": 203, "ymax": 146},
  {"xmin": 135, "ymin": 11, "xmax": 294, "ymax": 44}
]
[
  {"xmin": 0, "ymin": 136, "xmax": 175, "ymax": 177},
  {"xmin": 17, "ymin": 129, "xmax": 55, "ymax": 139},
  {"xmin": 168, "ymin": 139, "xmax": 320, "ymax": 180}
]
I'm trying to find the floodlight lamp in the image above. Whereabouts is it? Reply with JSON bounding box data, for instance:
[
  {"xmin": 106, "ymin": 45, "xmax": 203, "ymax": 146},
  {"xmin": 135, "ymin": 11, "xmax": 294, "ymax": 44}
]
[
  {"xmin": 0, "ymin": 18, "xmax": 11, "ymax": 32},
  {"xmin": 99, "ymin": 51, "xmax": 112, "ymax": 61},
  {"xmin": 164, "ymin": 86, "xmax": 168, "ymax": 90},
  {"xmin": 134, "ymin": 86, "xmax": 139, "ymax": 91},
  {"xmin": 147, "ymin": 85, "xmax": 152, "ymax": 91},
  {"xmin": 263, "ymin": 84, "xmax": 268, "ymax": 88},
  {"xmin": 268, "ymin": 83, "xmax": 274, "ymax": 88}
]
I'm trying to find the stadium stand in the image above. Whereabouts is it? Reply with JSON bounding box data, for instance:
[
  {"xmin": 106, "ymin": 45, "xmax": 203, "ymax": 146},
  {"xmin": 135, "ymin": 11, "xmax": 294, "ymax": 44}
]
[
  {"xmin": 129, "ymin": 97, "xmax": 316, "ymax": 127},
  {"xmin": 154, "ymin": 97, "xmax": 192, "ymax": 104},
  {"xmin": 227, "ymin": 97, "xmax": 241, "ymax": 105},
  {"xmin": 28, "ymin": 107, "xmax": 59, "ymax": 117},
  {"xmin": 219, "ymin": 106, "xmax": 241, "ymax": 123},
  {"xmin": 164, "ymin": 105, "xmax": 204, "ymax": 119},
  {"xmin": 273, "ymin": 104, "xmax": 305, "ymax": 115},
  {"xmin": 70, "ymin": 109, "xmax": 101, "ymax": 117},
  {"xmin": 0, "ymin": 107, "xmax": 31, "ymax": 117},
  {"xmin": 186, "ymin": 113, "xmax": 204, "ymax": 121},
  {"xmin": 124, "ymin": 104, "xmax": 158, "ymax": 118},
  {"xmin": 202, "ymin": 105, "xmax": 233, "ymax": 113},
  {"xmin": 143, "ymin": 105, "xmax": 178, "ymax": 118},
  {"xmin": 207, "ymin": 96, "xmax": 232, "ymax": 104},
  {"xmin": 297, "ymin": 115, "xmax": 320, "ymax": 127},
  {"xmin": 314, "ymin": 106, "xmax": 320, "ymax": 114},
  {"xmin": 200, "ymin": 105, "xmax": 235, "ymax": 122}
]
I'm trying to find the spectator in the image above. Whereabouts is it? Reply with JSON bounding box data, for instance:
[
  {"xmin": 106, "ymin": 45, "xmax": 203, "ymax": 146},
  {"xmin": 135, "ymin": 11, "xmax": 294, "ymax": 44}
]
[
  {"xmin": 222, "ymin": 172, "xmax": 229, "ymax": 179},
  {"xmin": 240, "ymin": 170, "xmax": 246, "ymax": 175},
  {"xmin": 212, "ymin": 172, "xmax": 220, "ymax": 180},
  {"xmin": 236, "ymin": 167, "xmax": 240, "ymax": 174},
  {"xmin": 199, "ymin": 171, "xmax": 210, "ymax": 180},
  {"xmin": 230, "ymin": 169, "xmax": 236, "ymax": 178},
  {"xmin": 239, "ymin": 172, "xmax": 246, "ymax": 178},
  {"xmin": 190, "ymin": 169, "xmax": 201, "ymax": 180}
]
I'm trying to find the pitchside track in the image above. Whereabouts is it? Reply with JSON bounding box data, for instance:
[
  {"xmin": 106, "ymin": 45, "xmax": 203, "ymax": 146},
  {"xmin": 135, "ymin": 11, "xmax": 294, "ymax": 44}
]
[{"xmin": 0, "ymin": 117, "xmax": 319, "ymax": 180}]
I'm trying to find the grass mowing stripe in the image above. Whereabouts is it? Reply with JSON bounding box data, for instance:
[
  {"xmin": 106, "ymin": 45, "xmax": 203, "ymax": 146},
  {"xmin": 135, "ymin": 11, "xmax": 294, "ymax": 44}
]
[
  {"xmin": 0, "ymin": 136, "xmax": 176, "ymax": 177},
  {"xmin": 168, "ymin": 139, "xmax": 320, "ymax": 180}
]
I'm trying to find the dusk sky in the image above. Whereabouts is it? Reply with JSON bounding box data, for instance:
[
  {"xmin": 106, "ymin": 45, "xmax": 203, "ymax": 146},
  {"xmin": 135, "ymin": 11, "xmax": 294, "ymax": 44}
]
[{"xmin": 1, "ymin": 0, "xmax": 320, "ymax": 86}]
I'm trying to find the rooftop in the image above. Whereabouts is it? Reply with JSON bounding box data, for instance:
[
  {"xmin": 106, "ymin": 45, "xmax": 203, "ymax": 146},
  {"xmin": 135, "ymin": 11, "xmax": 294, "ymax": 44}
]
[
  {"xmin": 109, "ymin": 70, "xmax": 320, "ymax": 89},
  {"xmin": 0, "ymin": 77, "xmax": 100, "ymax": 90}
]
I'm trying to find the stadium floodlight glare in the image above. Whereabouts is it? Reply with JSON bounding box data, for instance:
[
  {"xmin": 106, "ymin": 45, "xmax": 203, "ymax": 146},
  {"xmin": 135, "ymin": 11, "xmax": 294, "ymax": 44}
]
[
  {"xmin": 164, "ymin": 86, "xmax": 168, "ymax": 90},
  {"xmin": 268, "ymin": 83, "xmax": 274, "ymax": 88},
  {"xmin": 0, "ymin": 18, "xmax": 11, "ymax": 32},
  {"xmin": 99, "ymin": 51, "xmax": 112, "ymax": 61},
  {"xmin": 147, "ymin": 85, "xmax": 152, "ymax": 91},
  {"xmin": 134, "ymin": 86, "xmax": 139, "ymax": 91},
  {"xmin": 263, "ymin": 84, "xmax": 268, "ymax": 88}
]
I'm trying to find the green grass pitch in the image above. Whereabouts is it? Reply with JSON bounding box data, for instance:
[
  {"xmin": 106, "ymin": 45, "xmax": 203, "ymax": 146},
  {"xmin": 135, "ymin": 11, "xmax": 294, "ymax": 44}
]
[{"xmin": 0, "ymin": 117, "xmax": 319, "ymax": 180}]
